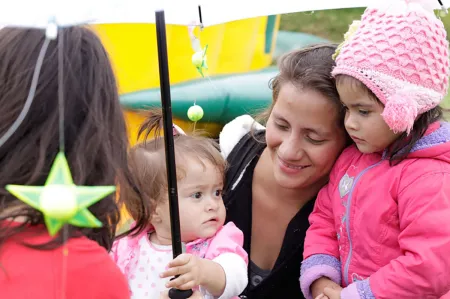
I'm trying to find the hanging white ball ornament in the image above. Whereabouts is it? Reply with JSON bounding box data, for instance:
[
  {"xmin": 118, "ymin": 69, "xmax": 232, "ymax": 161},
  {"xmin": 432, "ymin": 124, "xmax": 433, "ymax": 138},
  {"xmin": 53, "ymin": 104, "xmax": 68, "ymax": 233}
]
[{"xmin": 187, "ymin": 105, "xmax": 204, "ymax": 122}]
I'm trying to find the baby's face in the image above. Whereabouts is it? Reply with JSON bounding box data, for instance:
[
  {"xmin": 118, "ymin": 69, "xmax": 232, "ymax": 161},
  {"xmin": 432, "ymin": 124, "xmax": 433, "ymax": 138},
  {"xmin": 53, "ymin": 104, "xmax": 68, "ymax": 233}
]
[{"xmin": 175, "ymin": 158, "xmax": 226, "ymax": 242}]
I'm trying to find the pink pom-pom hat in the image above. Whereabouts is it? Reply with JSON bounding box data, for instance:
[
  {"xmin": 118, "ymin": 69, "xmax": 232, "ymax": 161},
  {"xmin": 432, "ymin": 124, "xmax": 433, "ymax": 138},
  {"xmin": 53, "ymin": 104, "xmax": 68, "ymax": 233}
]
[{"xmin": 332, "ymin": 0, "xmax": 450, "ymax": 134}]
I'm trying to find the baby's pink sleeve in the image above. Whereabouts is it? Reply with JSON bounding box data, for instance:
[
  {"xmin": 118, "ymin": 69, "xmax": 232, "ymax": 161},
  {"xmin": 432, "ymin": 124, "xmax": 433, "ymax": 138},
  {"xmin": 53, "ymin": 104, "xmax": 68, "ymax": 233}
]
[
  {"xmin": 204, "ymin": 222, "xmax": 248, "ymax": 299},
  {"xmin": 205, "ymin": 222, "xmax": 248, "ymax": 263}
]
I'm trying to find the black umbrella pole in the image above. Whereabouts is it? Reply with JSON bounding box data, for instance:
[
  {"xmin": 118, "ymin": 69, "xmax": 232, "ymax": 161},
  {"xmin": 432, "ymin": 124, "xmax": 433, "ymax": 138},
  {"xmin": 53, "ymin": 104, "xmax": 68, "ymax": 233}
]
[{"xmin": 155, "ymin": 10, "xmax": 193, "ymax": 299}]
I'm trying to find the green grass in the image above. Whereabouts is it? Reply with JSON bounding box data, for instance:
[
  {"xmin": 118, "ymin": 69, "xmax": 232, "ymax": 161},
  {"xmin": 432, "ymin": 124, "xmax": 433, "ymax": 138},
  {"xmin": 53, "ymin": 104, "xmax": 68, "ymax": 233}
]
[
  {"xmin": 279, "ymin": 8, "xmax": 450, "ymax": 118},
  {"xmin": 279, "ymin": 8, "xmax": 450, "ymax": 42},
  {"xmin": 280, "ymin": 8, "xmax": 367, "ymax": 42}
]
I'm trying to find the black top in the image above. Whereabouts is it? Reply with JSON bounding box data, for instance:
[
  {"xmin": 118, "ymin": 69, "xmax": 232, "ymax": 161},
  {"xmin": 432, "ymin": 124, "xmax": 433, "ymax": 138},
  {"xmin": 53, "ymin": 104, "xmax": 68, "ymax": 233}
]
[{"xmin": 223, "ymin": 131, "xmax": 316, "ymax": 299}]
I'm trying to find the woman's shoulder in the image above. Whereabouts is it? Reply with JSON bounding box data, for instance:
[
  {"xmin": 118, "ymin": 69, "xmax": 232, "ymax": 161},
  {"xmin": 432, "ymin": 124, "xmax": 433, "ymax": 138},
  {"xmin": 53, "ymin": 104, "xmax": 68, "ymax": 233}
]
[
  {"xmin": 221, "ymin": 116, "xmax": 266, "ymax": 196},
  {"xmin": 219, "ymin": 114, "xmax": 265, "ymax": 159}
]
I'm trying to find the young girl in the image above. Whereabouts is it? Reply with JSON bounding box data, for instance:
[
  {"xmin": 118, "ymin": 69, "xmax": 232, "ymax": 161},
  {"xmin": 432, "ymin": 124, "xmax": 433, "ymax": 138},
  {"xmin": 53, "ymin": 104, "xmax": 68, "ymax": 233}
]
[
  {"xmin": 0, "ymin": 27, "xmax": 130, "ymax": 298},
  {"xmin": 300, "ymin": 1, "xmax": 450, "ymax": 298},
  {"xmin": 111, "ymin": 111, "xmax": 248, "ymax": 299}
]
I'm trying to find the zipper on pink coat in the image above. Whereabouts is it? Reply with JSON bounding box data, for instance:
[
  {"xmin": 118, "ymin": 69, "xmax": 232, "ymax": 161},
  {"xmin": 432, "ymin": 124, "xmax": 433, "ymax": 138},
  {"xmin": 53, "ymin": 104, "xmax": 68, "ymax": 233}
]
[{"xmin": 342, "ymin": 153, "xmax": 386, "ymax": 286}]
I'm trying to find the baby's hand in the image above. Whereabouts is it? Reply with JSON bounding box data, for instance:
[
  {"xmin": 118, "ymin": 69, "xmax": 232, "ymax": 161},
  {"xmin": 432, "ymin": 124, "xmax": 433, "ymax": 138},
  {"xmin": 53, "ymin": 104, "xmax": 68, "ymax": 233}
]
[{"xmin": 161, "ymin": 253, "xmax": 205, "ymax": 290}]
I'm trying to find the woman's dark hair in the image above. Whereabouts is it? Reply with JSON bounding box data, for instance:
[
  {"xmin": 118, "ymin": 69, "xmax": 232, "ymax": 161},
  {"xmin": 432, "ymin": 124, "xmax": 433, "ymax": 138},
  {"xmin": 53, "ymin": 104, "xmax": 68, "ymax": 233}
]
[
  {"xmin": 0, "ymin": 26, "xmax": 129, "ymax": 251},
  {"xmin": 117, "ymin": 109, "xmax": 226, "ymax": 238},
  {"xmin": 256, "ymin": 44, "xmax": 348, "ymax": 131},
  {"xmin": 336, "ymin": 74, "xmax": 443, "ymax": 165}
]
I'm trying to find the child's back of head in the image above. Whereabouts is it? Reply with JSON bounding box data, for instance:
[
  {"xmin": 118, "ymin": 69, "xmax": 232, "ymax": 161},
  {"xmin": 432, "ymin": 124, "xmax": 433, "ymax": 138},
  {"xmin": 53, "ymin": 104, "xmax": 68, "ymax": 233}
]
[{"xmin": 0, "ymin": 26, "xmax": 129, "ymax": 250}]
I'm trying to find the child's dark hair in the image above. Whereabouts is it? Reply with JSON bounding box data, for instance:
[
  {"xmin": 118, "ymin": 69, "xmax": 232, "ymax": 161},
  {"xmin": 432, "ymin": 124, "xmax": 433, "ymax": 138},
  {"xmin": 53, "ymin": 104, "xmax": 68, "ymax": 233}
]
[
  {"xmin": 118, "ymin": 109, "xmax": 226, "ymax": 237},
  {"xmin": 0, "ymin": 27, "xmax": 129, "ymax": 251},
  {"xmin": 256, "ymin": 44, "xmax": 348, "ymax": 130},
  {"xmin": 336, "ymin": 75, "xmax": 443, "ymax": 165}
]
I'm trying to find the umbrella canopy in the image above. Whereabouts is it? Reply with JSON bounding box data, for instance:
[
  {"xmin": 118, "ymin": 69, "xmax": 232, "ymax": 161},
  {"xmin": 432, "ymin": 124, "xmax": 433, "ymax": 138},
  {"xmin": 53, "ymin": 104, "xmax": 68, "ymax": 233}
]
[{"xmin": 1, "ymin": 0, "xmax": 445, "ymax": 28}]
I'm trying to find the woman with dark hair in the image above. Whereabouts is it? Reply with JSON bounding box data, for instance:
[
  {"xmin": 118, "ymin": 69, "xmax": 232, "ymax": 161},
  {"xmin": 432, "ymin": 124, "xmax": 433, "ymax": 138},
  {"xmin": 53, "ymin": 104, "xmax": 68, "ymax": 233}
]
[
  {"xmin": 219, "ymin": 44, "xmax": 351, "ymax": 298},
  {"xmin": 0, "ymin": 27, "xmax": 130, "ymax": 298}
]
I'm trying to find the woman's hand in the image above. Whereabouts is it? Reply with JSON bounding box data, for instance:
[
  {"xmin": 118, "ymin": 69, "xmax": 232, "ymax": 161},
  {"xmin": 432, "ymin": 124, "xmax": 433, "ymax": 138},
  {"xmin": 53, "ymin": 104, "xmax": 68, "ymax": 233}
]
[{"xmin": 159, "ymin": 290, "xmax": 204, "ymax": 299}]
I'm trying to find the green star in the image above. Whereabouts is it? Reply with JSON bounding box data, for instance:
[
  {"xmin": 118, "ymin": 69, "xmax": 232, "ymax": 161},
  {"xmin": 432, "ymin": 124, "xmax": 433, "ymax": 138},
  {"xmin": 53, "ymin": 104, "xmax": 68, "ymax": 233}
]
[{"xmin": 6, "ymin": 152, "xmax": 116, "ymax": 236}]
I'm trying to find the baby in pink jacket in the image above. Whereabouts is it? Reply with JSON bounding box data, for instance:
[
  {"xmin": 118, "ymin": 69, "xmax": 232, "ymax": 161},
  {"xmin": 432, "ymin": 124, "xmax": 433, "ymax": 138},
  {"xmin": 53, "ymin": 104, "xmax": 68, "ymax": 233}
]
[
  {"xmin": 300, "ymin": 1, "xmax": 450, "ymax": 299},
  {"xmin": 110, "ymin": 112, "xmax": 248, "ymax": 299}
]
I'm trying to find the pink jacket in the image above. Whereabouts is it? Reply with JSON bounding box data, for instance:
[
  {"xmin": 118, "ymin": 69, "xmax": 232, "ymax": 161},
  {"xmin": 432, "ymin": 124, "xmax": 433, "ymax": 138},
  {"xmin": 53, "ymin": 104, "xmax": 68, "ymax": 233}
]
[{"xmin": 300, "ymin": 122, "xmax": 450, "ymax": 299}]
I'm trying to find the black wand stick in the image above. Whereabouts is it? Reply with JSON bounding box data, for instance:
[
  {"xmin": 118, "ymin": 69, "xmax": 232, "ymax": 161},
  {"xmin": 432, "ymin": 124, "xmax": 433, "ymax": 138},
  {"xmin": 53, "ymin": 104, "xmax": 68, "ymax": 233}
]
[{"xmin": 155, "ymin": 9, "xmax": 193, "ymax": 299}]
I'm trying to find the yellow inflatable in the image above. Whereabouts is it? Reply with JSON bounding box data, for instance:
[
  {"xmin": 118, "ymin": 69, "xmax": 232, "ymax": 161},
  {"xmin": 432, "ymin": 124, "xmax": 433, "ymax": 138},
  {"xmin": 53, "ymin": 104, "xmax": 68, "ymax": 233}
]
[
  {"xmin": 92, "ymin": 17, "xmax": 280, "ymax": 229},
  {"xmin": 91, "ymin": 16, "xmax": 280, "ymax": 145}
]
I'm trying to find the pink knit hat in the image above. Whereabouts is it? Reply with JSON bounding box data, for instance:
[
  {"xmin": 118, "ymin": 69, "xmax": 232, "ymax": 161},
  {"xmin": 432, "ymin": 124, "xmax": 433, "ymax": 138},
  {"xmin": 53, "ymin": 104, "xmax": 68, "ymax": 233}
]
[{"xmin": 332, "ymin": 0, "xmax": 450, "ymax": 134}]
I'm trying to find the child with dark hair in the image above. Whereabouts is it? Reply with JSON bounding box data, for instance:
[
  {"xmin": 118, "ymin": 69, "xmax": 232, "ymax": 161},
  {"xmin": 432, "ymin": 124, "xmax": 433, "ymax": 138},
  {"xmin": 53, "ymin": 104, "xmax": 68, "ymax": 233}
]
[
  {"xmin": 0, "ymin": 26, "xmax": 130, "ymax": 298},
  {"xmin": 111, "ymin": 110, "xmax": 248, "ymax": 299},
  {"xmin": 301, "ymin": 1, "xmax": 450, "ymax": 298}
]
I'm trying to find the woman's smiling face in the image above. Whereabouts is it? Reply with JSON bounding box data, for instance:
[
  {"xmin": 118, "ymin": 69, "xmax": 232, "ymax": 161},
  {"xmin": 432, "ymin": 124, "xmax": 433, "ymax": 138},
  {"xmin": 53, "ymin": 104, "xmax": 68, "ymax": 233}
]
[{"xmin": 265, "ymin": 82, "xmax": 348, "ymax": 190}]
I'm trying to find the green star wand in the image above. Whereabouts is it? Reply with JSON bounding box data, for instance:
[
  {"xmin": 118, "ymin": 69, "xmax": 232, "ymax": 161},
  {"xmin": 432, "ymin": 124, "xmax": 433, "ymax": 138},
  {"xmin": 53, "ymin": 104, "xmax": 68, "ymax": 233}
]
[{"xmin": 6, "ymin": 152, "xmax": 116, "ymax": 236}]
